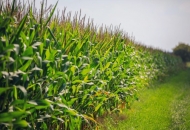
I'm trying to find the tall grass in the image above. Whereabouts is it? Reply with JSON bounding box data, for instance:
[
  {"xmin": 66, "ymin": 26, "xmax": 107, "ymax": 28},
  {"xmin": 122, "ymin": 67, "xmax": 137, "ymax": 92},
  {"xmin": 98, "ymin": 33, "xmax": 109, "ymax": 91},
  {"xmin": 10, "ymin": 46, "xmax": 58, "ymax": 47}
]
[{"xmin": 0, "ymin": 0, "xmax": 183, "ymax": 129}]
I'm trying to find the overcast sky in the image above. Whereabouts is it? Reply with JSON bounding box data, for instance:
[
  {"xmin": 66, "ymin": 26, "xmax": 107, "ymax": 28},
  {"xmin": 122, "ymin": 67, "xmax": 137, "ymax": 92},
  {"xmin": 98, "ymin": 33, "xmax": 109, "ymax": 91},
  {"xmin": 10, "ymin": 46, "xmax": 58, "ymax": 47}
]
[{"xmin": 35, "ymin": 0, "xmax": 190, "ymax": 52}]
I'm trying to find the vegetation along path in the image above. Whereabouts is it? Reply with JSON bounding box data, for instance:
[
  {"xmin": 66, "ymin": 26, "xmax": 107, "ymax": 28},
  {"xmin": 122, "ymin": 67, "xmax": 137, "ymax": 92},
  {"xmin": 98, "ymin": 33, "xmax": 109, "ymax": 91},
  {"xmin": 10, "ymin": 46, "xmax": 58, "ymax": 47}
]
[{"xmin": 102, "ymin": 68, "xmax": 190, "ymax": 130}]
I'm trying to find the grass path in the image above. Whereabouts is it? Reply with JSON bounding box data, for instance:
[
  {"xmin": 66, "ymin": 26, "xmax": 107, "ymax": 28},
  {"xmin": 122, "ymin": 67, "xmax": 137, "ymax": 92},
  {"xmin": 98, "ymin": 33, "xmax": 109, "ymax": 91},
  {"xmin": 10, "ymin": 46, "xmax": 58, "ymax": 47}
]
[{"xmin": 101, "ymin": 68, "xmax": 190, "ymax": 130}]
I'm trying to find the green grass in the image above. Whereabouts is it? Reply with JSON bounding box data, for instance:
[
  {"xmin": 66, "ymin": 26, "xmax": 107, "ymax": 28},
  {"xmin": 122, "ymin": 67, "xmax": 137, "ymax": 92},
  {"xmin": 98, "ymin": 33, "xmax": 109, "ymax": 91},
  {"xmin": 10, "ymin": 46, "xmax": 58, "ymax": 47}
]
[{"xmin": 101, "ymin": 68, "xmax": 190, "ymax": 130}]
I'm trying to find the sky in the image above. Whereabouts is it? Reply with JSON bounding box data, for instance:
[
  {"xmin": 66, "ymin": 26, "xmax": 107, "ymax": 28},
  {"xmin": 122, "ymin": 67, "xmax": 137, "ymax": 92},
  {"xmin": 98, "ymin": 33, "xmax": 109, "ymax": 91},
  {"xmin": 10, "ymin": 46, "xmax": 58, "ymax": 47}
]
[{"xmin": 35, "ymin": 0, "xmax": 190, "ymax": 52}]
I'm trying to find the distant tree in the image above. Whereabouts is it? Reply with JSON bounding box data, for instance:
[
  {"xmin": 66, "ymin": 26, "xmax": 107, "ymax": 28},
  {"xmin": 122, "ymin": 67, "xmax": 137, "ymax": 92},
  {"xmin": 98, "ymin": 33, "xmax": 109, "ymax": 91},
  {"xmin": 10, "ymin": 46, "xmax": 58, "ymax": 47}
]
[{"xmin": 173, "ymin": 42, "xmax": 190, "ymax": 62}]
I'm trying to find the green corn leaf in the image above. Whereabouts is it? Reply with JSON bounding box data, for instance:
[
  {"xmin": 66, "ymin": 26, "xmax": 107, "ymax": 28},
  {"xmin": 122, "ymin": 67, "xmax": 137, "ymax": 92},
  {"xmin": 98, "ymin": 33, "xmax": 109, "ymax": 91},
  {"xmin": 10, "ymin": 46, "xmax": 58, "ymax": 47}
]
[
  {"xmin": 11, "ymin": 99, "xmax": 25, "ymax": 106},
  {"xmin": 65, "ymin": 109, "xmax": 78, "ymax": 116},
  {"xmin": 1, "ymin": 17, "xmax": 11, "ymax": 27},
  {"xmin": 45, "ymin": 48, "xmax": 57, "ymax": 61},
  {"xmin": 29, "ymin": 28, "xmax": 36, "ymax": 45},
  {"xmin": 22, "ymin": 47, "xmax": 33, "ymax": 56},
  {"xmin": 0, "ymin": 115, "xmax": 12, "ymax": 122},
  {"xmin": 27, "ymin": 108, "xmax": 36, "ymax": 114},
  {"xmin": 13, "ymin": 86, "xmax": 17, "ymax": 100},
  {"xmin": 35, "ymin": 106, "xmax": 48, "ymax": 110},
  {"xmin": 22, "ymin": 73, "xmax": 29, "ymax": 82},
  {"xmin": 72, "ymin": 85, "xmax": 76, "ymax": 94},
  {"xmin": 45, "ymin": 49, "xmax": 51, "ymax": 60},
  {"xmin": 13, "ymin": 120, "xmax": 29, "ymax": 128},
  {"xmin": 19, "ymin": 60, "xmax": 32, "ymax": 71},
  {"xmin": 81, "ymin": 69, "xmax": 91, "ymax": 76},
  {"xmin": 52, "ymin": 109, "xmax": 63, "ymax": 115},
  {"xmin": 0, "ymin": 111, "xmax": 26, "ymax": 122},
  {"xmin": 0, "ymin": 87, "xmax": 9, "ymax": 95},
  {"xmin": 67, "ymin": 98, "xmax": 78, "ymax": 106},
  {"xmin": 44, "ymin": 1, "xmax": 58, "ymax": 27},
  {"xmin": 41, "ymin": 122, "xmax": 48, "ymax": 129},
  {"xmin": 3, "ymin": 44, "xmax": 14, "ymax": 52},
  {"xmin": 39, "ymin": 42, "xmax": 44, "ymax": 56},
  {"xmin": 10, "ymin": 13, "xmax": 28, "ymax": 44},
  {"xmin": 95, "ymin": 103, "xmax": 103, "ymax": 112},
  {"xmin": 103, "ymin": 62, "xmax": 111, "ymax": 71},
  {"xmin": 0, "ymin": 86, "xmax": 26, "ymax": 98},
  {"xmin": 71, "ymin": 66, "xmax": 76, "ymax": 74},
  {"xmin": 47, "ymin": 27, "xmax": 57, "ymax": 44},
  {"xmin": 24, "ymin": 103, "xmax": 36, "ymax": 109},
  {"xmin": 81, "ymin": 94, "xmax": 88, "ymax": 104},
  {"xmin": 72, "ymin": 80, "xmax": 82, "ymax": 84}
]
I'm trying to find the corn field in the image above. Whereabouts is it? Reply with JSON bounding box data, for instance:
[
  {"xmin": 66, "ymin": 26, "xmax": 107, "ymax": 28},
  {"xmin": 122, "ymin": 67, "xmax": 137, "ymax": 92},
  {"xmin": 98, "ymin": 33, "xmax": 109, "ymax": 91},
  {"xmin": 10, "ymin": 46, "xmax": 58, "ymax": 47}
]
[{"xmin": 0, "ymin": 0, "xmax": 183, "ymax": 130}]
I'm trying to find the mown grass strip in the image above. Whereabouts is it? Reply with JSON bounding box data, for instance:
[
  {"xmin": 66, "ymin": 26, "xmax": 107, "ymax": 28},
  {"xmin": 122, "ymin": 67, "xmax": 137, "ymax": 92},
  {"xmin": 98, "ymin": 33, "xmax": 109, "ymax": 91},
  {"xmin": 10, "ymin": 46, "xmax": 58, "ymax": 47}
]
[{"xmin": 102, "ymin": 68, "xmax": 190, "ymax": 130}]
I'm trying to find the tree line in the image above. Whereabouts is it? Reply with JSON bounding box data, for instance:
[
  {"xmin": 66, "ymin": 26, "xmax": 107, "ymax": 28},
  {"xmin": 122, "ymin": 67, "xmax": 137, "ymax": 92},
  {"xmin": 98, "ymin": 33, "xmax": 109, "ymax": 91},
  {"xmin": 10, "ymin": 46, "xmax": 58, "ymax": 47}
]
[{"xmin": 173, "ymin": 43, "xmax": 190, "ymax": 63}]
